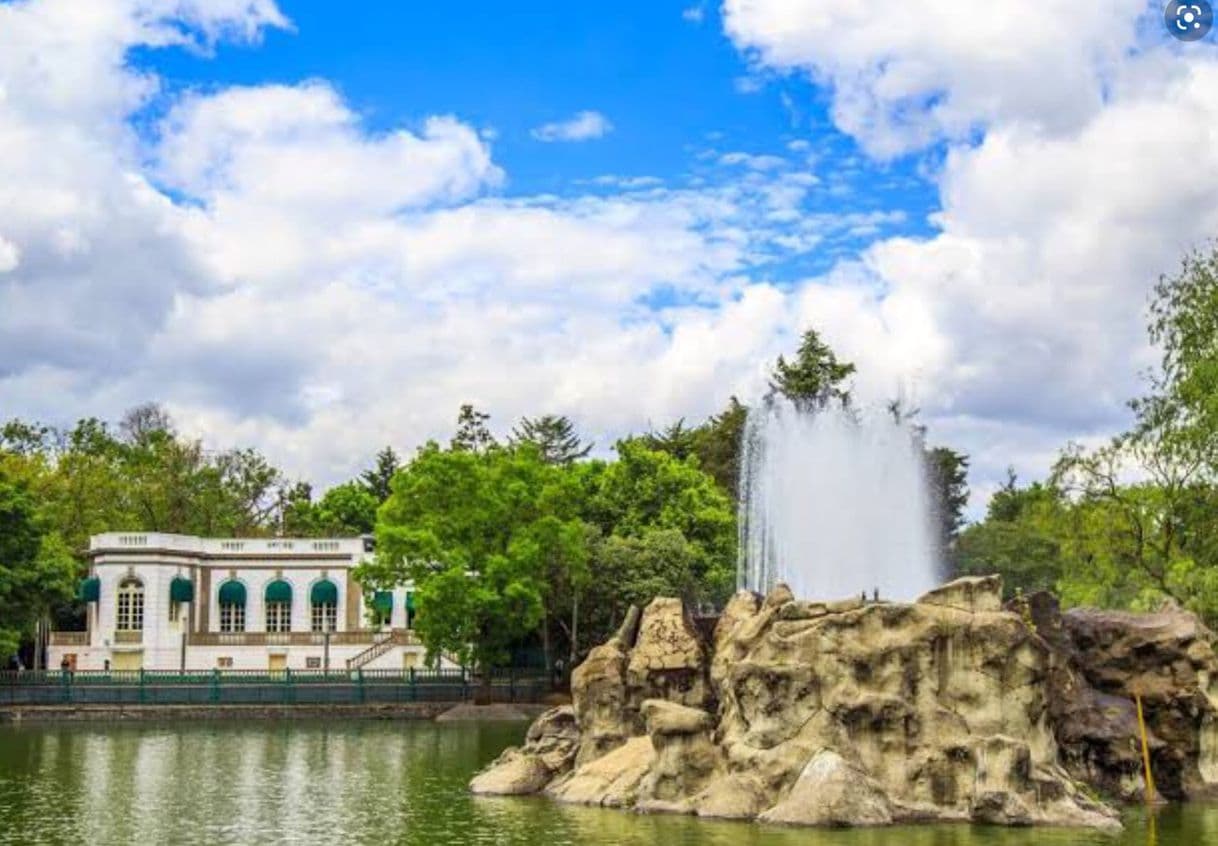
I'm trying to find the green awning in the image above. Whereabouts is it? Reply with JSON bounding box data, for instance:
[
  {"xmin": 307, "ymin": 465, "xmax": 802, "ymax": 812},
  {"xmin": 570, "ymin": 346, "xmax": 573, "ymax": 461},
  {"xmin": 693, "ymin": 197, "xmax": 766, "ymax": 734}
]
[
  {"xmin": 264, "ymin": 579, "xmax": 292, "ymax": 604},
  {"xmin": 78, "ymin": 577, "xmax": 100, "ymax": 603},
  {"xmin": 372, "ymin": 591, "xmax": 393, "ymax": 616},
  {"xmin": 311, "ymin": 579, "xmax": 338, "ymax": 605},
  {"xmin": 170, "ymin": 576, "xmax": 194, "ymax": 603},
  {"xmin": 218, "ymin": 580, "xmax": 246, "ymax": 606}
]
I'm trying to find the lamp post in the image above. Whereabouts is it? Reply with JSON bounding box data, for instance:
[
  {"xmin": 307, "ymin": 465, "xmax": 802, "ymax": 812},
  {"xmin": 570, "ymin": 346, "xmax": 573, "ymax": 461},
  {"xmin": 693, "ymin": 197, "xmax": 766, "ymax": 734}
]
[{"xmin": 323, "ymin": 629, "xmax": 331, "ymax": 674}]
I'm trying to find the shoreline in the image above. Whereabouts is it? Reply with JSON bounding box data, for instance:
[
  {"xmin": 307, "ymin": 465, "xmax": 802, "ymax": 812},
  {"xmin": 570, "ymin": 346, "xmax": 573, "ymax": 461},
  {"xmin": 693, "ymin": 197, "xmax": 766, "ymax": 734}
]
[{"xmin": 0, "ymin": 702, "xmax": 550, "ymax": 724}]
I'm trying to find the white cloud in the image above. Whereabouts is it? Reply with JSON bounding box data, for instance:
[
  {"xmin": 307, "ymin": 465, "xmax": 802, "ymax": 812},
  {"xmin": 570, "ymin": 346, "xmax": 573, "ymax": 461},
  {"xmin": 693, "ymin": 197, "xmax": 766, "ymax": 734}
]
[
  {"xmin": 723, "ymin": 0, "xmax": 1146, "ymax": 158},
  {"xmin": 721, "ymin": 0, "xmax": 1218, "ymax": 507},
  {"xmin": 6, "ymin": 0, "xmax": 1213, "ymax": 520},
  {"xmin": 683, "ymin": 6, "xmax": 705, "ymax": 23},
  {"xmin": 0, "ymin": 237, "xmax": 19, "ymax": 273},
  {"xmin": 531, "ymin": 110, "xmax": 614, "ymax": 142}
]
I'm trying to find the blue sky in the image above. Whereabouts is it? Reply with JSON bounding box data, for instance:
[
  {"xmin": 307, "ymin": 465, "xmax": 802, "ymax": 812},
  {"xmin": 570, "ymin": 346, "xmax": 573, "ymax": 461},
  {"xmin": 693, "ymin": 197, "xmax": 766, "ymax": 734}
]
[
  {"xmin": 0, "ymin": 0, "xmax": 1212, "ymax": 511},
  {"xmin": 133, "ymin": 1, "xmax": 936, "ymax": 283}
]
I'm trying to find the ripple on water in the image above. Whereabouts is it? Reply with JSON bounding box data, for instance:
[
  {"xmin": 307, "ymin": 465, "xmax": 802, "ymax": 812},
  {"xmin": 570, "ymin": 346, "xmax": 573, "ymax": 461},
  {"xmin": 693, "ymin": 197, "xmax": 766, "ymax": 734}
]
[{"xmin": 0, "ymin": 721, "xmax": 1213, "ymax": 846}]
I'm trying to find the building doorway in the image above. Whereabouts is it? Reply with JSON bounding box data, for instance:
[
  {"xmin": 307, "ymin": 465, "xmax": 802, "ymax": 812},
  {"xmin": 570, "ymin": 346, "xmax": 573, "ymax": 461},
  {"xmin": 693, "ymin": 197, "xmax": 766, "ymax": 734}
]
[
  {"xmin": 268, "ymin": 654, "xmax": 287, "ymax": 674},
  {"xmin": 111, "ymin": 652, "xmax": 142, "ymax": 672}
]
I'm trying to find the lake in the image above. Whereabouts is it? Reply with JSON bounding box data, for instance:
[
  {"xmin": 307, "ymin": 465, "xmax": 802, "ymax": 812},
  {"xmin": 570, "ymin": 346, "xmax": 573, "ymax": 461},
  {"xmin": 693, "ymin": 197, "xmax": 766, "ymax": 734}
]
[{"xmin": 0, "ymin": 720, "xmax": 1213, "ymax": 845}]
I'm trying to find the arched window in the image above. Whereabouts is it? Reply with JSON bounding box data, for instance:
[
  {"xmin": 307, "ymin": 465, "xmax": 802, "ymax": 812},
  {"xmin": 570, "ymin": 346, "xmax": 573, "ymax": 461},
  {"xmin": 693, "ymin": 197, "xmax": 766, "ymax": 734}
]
[
  {"xmin": 116, "ymin": 578, "xmax": 144, "ymax": 631},
  {"xmin": 310, "ymin": 579, "xmax": 338, "ymax": 633},
  {"xmin": 264, "ymin": 579, "xmax": 292, "ymax": 633},
  {"xmin": 218, "ymin": 580, "xmax": 247, "ymax": 633}
]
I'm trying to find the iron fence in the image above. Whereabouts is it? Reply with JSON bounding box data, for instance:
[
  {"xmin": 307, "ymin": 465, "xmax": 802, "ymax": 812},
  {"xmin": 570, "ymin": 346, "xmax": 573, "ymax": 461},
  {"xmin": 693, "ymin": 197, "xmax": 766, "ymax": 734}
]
[{"xmin": 0, "ymin": 668, "xmax": 549, "ymax": 707}]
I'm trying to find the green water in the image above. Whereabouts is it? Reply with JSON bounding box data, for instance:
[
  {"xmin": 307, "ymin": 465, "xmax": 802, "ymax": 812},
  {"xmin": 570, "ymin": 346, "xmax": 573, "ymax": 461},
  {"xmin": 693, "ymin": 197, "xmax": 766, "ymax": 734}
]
[{"xmin": 0, "ymin": 721, "xmax": 1214, "ymax": 846}]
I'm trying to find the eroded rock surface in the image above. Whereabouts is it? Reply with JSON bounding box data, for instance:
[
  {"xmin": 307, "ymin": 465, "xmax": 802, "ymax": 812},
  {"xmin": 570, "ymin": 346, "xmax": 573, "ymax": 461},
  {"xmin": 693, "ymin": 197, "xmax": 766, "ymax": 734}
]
[{"xmin": 471, "ymin": 576, "xmax": 1218, "ymax": 829}]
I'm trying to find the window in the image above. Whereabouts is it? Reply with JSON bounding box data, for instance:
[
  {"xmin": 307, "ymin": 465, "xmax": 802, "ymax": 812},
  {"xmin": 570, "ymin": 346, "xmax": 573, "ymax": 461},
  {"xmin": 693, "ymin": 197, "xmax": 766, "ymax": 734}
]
[
  {"xmin": 311, "ymin": 602, "xmax": 337, "ymax": 633},
  {"xmin": 218, "ymin": 580, "xmax": 246, "ymax": 633},
  {"xmin": 310, "ymin": 579, "xmax": 338, "ymax": 633},
  {"xmin": 266, "ymin": 602, "xmax": 290, "ymax": 633},
  {"xmin": 217, "ymin": 657, "xmax": 233, "ymax": 669},
  {"xmin": 116, "ymin": 578, "xmax": 144, "ymax": 631},
  {"xmin": 305, "ymin": 657, "xmax": 321, "ymax": 669},
  {"xmin": 220, "ymin": 603, "xmax": 245, "ymax": 633},
  {"xmin": 264, "ymin": 579, "xmax": 292, "ymax": 633}
]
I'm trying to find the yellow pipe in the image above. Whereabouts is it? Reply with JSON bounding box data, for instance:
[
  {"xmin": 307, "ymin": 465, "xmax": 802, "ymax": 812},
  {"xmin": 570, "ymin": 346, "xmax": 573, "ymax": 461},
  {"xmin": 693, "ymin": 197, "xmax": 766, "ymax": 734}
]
[{"xmin": 1135, "ymin": 693, "xmax": 1158, "ymax": 804}]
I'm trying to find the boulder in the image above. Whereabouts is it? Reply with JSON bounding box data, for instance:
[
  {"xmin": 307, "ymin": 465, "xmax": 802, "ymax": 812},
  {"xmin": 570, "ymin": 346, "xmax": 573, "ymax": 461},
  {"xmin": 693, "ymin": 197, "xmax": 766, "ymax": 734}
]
[
  {"xmin": 547, "ymin": 736, "xmax": 654, "ymax": 807},
  {"xmin": 626, "ymin": 597, "xmax": 710, "ymax": 715},
  {"xmin": 758, "ymin": 750, "xmax": 893, "ymax": 827},
  {"xmin": 470, "ymin": 705, "xmax": 579, "ymax": 795},
  {"xmin": 638, "ymin": 700, "xmax": 720, "ymax": 810},
  {"xmin": 1062, "ymin": 605, "xmax": 1218, "ymax": 799},
  {"xmin": 570, "ymin": 607, "xmax": 640, "ymax": 764},
  {"xmin": 917, "ymin": 574, "xmax": 1004, "ymax": 614}
]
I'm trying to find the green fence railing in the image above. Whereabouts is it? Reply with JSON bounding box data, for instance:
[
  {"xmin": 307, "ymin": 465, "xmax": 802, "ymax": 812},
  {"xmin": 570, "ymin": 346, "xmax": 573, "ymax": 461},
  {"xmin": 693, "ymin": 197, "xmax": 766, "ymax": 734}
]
[{"xmin": 0, "ymin": 668, "xmax": 549, "ymax": 707}]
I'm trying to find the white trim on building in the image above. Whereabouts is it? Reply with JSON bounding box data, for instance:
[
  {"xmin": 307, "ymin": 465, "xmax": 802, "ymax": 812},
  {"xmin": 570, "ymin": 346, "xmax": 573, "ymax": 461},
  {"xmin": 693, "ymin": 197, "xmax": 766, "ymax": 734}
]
[{"xmin": 48, "ymin": 532, "xmax": 441, "ymax": 672}]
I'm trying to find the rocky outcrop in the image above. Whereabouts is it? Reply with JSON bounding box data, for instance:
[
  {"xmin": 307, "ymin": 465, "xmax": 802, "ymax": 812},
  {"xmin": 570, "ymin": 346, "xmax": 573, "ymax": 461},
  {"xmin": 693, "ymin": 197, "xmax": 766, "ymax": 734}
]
[
  {"xmin": 470, "ymin": 705, "xmax": 579, "ymax": 795},
  {"xmin": 472, "ymin": 579, "xmax": 1218, "ymax": 829},
  {"xmin": 1061, "ymin": 604, "xmax": 1218, "ymax": 800}
]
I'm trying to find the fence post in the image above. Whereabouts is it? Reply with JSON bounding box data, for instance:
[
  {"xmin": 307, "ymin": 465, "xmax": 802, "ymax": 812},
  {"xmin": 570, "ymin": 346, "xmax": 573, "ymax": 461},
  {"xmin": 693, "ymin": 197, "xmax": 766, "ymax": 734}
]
[
  {"xmin": 407, "ymin": 666, "xmax": 415, "ymax": 702},
  {"xmin": 461, "ymin": 667, "xmax": 468, "ymax": 702},
  {"xmin": 138, "ymin": 668, "xmax": 146, "ymax": 704},
  {"xmin": 284, "ymin": 667, "xmax": 293, "ymax": 705},
  {"xmin": 357, "ymin": 669, "xmax": 365, "ymax": 704},
  {"xmin": 61, "ymin": 669, "xmax": 71, "ymax": 705},
  {"xmin": 210, "ymin": 668, "xmax": 220, "ymax": 704}
]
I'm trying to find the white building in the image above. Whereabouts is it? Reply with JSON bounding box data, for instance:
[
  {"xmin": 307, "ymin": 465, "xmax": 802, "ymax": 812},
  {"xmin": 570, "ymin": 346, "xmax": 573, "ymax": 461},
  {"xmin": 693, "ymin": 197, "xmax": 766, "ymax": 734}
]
[{"xmin": 47, "ymin": 532, "xmax": 442, "ymax": 673}]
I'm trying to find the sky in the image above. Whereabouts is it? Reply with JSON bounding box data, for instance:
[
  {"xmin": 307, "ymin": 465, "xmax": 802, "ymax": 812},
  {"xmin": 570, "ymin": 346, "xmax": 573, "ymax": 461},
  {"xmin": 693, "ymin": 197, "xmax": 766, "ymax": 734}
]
[{"xmin": 0, "ymin": 0, "xmax": 1215, "ymax": 515}]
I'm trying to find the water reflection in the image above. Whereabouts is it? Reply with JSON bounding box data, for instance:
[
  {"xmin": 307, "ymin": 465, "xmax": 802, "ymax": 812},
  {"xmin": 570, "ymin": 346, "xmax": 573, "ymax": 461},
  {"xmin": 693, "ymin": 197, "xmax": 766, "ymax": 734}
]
[{"xmin": 1, "ymin": 721, "xmax": 1215, "ymax": 846}]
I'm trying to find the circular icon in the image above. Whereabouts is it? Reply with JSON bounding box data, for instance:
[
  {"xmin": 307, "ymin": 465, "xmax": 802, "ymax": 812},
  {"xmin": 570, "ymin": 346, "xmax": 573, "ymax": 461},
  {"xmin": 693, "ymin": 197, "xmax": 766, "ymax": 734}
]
[{"xmin": 1166, "ymin": 1, "xmax": 1213, "ymax": 41}]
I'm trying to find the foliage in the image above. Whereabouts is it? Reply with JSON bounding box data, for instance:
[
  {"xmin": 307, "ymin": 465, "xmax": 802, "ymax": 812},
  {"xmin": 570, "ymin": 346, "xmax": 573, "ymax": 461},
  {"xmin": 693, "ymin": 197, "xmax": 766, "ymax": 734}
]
[
  {"xmin": 956, "ymin": 476, "xmax": 1069, "ymax": 599},
  {"xmin": 769, "ymin": 328, "xmax": 855, "ymax": 408},
  {"xmin": 509, "ymin": 414, "xmax": 592, "ymax": 465},
  {"xmin": 927, "ymin": 446, "xmax": 970, "ymax": 560},
  {"xmin": 0, "ymin": 468, "xmax": 76, "ymax": 660},
  {"xmin": 360, "ymin": 446, "xmax": 400, "ymax": 502},
  {"xmin": 450, "ymin": 404, "xmax": 497, "ymax": 454},
  {"xmin": 362, "ymin": 443, "xmax": 554, "ymax": 671}
]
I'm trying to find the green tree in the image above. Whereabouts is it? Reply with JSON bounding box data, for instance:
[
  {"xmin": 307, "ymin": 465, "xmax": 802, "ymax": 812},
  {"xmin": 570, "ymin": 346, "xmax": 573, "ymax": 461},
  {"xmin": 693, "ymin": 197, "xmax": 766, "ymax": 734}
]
[
  {"xmin": 956, "ymin": 477, "xmax": 1068, "ymax": 599},
  {"xmin": 363, "ymin": 444, "xmax": 552, "ymax": 681},
  {"xmin": 450, "ymin": 404, "xmax": 497, "ymax": 454},
  {"xmin": 689, "ymin": 396, "xmax": 748, "ymax": 500},
  {"xmin": 314, "ymin": 482, "xmax": 378, "ymax": 535},
  {"xmin": 585, "ymin": 440, "xmax": 736, "ymax": 605},
  {"xmin": 0, "ymin": 468, "xmax": 76, "ymax": 662},
  {"xmin": 769, "ymin": 328, "xmax": 856, "ymax": 408},
  {"xmin": 510, "ymin": 414, "xmax": 593, "ymax": 465},
  {"xmin": 927, "ymin": 446, "xmax": 970, "ymax": 561},
  {"xmin": 360, "ymin": 446, "xmax": 400, "ymax": 502}
]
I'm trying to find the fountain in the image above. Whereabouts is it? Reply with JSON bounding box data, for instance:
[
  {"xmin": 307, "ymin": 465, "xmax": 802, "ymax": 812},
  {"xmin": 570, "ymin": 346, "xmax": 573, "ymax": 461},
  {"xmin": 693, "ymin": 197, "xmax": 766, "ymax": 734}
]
[{"xmin": 737, "ymin": 399, "xmax": 938, "ymax": 601}]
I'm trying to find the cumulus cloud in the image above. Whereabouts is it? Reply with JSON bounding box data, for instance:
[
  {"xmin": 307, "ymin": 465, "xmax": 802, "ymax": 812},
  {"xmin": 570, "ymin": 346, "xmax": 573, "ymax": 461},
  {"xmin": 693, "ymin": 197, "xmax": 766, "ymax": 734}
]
[
  {"xmin": 531, "ymin": 110, "xmax": 614, "ymax": 142},
  {"xmin": 5, "ymin": 0, "xmax": 1209, "ymax": 516},
  {"xmin": 722, "ymin": 0, "xmax": 1218, "ymax": 500}
]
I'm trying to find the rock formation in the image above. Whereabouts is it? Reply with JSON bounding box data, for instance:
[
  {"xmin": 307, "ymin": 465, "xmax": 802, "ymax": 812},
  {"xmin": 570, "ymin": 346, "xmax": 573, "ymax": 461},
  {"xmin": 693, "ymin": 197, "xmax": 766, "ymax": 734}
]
[{"xmin": 472, "ymin": 575, "xmax": 1218, "ymax": 829}]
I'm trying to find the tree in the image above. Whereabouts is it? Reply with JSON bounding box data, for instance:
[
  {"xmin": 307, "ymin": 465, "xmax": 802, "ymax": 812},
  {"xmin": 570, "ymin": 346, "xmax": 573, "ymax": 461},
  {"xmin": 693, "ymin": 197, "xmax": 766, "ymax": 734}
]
[
  {"xmin": 927, "ymin": 446, "xmax": 970, "ymax": 563},
  {"xmin": 314, "ymin": 482, "xmax": 378, "ymax": 535},
  {"xmin": 360, "ymin": 446, "xmax": 400, "ymax": 502},
  {"xmin": 363, "ymin": 444, "xmax": 552, "ymax": 681},
  {"xmin": 769, "ymin": 328, "xmax": 856, "ymax": 408},
  {"xmin": 510, "ymin": 415, "xmax": 592, "ymax": 465},
  {"xmin": 0, "ymin": 468, "xmax": 76, "ymax": 662},
  {"xmin": 689, "ymin": 396, "xmax": 748, "ymax": 500},
  {"xmin": 450, "ymin": 404, "xmax": 497, "ymax": 454},
  {"xmin": 585, "ymin": 440, "xmax": 737, "ymax": 605},
  {"xmin": 956, "ymin": 478, "xmax": 1069, "ymax": 599}
]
